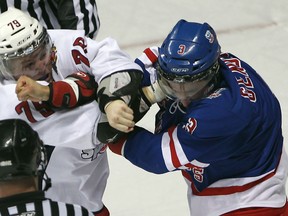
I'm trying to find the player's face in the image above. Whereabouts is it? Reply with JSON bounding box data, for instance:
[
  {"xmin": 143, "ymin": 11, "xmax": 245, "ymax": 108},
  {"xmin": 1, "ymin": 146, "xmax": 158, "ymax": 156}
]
[
  {"xmin": 8, "ymin": 43, "xmax": 53, "ymax": 82},
  {"xmin": 158, "ymin": 74, "xmax": 211, "ymax": 106}
]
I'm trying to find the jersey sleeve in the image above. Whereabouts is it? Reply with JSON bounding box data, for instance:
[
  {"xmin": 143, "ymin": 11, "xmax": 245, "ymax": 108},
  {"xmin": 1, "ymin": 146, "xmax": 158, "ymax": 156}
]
[
  {"xmin": 109, "ymin": 126, "xmax": 170, "ymax": 174},
  {"xmin": 110, "ymin": 94, "xmax": 247, "ymax": 172},
  {"xmin": 135, "ymin": 46, "xmax": 159, "ymax": 87},
  {"xmin": 50, "ymin": 31, "xmax": 142, "ymax": 84},
  {"xmin": 88, "ymin": 37, "xmax": 143, "ymax": 83}
]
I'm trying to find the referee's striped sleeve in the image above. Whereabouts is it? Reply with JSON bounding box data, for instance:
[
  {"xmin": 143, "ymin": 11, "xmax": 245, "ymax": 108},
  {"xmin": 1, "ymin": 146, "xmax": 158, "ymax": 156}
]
[
  {"xmin": 3, "ymin": 199, "xmax": 95, "ymax": 216},
  {"xmin": 0, "ymin": 0, "xmax": 8, "ymax": 12},
  {"xmin": 0, "ymin": 0, "xmax": 100, "ymax": 39},
  {"xmin": 47, "ymin": 0, "xmax": 100, "ymax": 38},
  {"xmin": 48, "ymin": 200, "xmax": 93, "ymax": 216}
]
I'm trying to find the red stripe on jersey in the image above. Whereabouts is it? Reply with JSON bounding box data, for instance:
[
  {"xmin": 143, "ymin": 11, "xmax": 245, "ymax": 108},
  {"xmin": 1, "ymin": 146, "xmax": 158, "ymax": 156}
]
[
  {"xmin": 108, "ymin": 136, "xmax": 127, "ymax": 155},
  {"xmin": 223, "ymin": 200, "xmax": 288, "ymax": 215},
  {"xmin": 93, "ymin": 204, "xmax": 110, "ymax": 216},
  {"xmin": 144, "ymin": 48, "xmax": 158, "ymax": 63},
  {"xmin": 168, "ymin": 126, "xmax": 182, "ymax": 168},
  {"xmin": 182, "ymin": 171, "xmax": 201, "ymax": 193},
  {"xmin": 202, "ymin": 171, "xmax": 274, "ymax": 196},
  {"xmin": 182, "ymin": 164, "xmax": 278, "ymax": 196}
]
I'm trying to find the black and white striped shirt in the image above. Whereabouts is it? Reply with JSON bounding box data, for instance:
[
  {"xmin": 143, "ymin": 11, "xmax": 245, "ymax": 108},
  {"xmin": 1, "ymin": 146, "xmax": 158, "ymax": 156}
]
[
  {"xmin": 0, "ymin": 191, "xmax": 93, "ymax": 216},
  {"xmin": 0, "ymin": 0, "xmax": 100, "ymax": 39}
]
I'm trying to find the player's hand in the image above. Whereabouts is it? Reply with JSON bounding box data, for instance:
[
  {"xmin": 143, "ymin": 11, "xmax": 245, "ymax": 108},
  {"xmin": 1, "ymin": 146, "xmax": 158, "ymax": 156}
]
[
  {"xmin": 104, "ymin": 100, "xmax": 135, "ymax": 133},
  {"xmin": 142, "ymin": 81, "xmax": 166, "ymax": 104},
  {"xmin": 15, "ymin": 75, "xmax": 50, "ymax": 102}
]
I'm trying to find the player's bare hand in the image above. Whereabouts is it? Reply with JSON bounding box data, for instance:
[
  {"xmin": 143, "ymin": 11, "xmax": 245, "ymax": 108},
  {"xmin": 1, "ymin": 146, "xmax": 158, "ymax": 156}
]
[
  {"xmin": 105, "ymin": 100, "xmax": 135, "ymax": 133},
  {"xmin": 15, "ymin": 75, "xmax": 50, "ymax": 102}
]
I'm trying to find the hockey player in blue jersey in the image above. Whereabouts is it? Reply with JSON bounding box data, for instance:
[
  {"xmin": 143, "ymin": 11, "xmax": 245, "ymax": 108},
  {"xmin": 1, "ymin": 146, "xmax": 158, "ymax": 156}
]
[{"xmin": 98, "ymin": 19, "xmax": 288, "ymax": 215}]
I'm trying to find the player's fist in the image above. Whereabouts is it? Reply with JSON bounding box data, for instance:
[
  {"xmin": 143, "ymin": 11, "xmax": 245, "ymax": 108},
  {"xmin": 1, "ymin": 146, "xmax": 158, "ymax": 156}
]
[
  {"xmin": 104, "ymin": 99, "xmax": 135, "ymax": 133},
  {"xmin": 15, "ymin": 75, "xmax": 50, "ymax": 102}
]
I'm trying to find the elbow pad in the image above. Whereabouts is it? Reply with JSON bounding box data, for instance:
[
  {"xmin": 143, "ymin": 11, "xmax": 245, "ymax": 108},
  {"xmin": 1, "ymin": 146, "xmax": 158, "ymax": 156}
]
[
  {"xmin": 97, "ymin": 70, "xmax": 143, "ymax": 112},
  {"xmin": 97, "ymin": 69, "xmax": 152, "ymax": 122}
]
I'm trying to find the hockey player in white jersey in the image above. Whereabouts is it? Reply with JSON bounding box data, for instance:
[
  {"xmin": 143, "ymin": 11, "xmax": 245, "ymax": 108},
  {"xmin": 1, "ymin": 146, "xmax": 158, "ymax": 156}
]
[{"xmin": 0, "ymin": 8, "xmax": 143, "ymax": 216}]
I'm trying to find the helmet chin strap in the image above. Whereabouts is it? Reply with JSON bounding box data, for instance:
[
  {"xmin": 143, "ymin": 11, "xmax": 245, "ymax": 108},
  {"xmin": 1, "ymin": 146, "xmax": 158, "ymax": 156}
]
[
  {"xmin": 169, "ymin": 99, "xmax": 186, "ymax": 114},
  {"xmin": 38, "ymin": 168, "xmax": 51, "ymax": 191},
  {"xmin": 42, "ymin": 171, "xmax": 52, "ymax": 191},
  {"xmin": 38, "ymin": 146, "xmax": 51, "ymax": 191}
]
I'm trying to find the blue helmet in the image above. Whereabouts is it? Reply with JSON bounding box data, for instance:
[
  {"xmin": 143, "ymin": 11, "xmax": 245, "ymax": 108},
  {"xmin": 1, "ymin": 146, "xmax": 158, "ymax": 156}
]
[
  {"xmin": 158, "ymin": 19, "xmax": 221, "ymax": 80},
  {"xmin": 157, "ymin": 20, "xmax": 221, "ymax": 101}
]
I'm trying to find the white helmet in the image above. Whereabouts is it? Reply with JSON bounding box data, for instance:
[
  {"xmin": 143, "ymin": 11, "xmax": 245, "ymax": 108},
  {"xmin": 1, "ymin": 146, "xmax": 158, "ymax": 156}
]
[
  {"xmin": 0, "ymin": 7, "xmax": 45, "ymax": 58},
  {"xmin": 0, "ymin": 7, "xmax": 50, "ymax": 80}
]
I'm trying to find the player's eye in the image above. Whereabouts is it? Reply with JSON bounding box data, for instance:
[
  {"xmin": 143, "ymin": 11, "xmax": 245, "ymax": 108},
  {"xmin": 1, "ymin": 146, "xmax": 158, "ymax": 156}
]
[
  {"xmin": 23, "ymin": 62, "xmax": 36, "ymax": 69},
  {"xmin": 39, "ymin": 49, "xmax": 48, "ymax": 61}
]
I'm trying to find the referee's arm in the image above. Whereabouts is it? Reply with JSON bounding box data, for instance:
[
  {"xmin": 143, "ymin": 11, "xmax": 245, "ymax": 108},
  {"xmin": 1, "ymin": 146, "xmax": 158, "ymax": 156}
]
[{"xmin": 48, "ymin": 0, "xmax": 100, "ymax": 38}]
